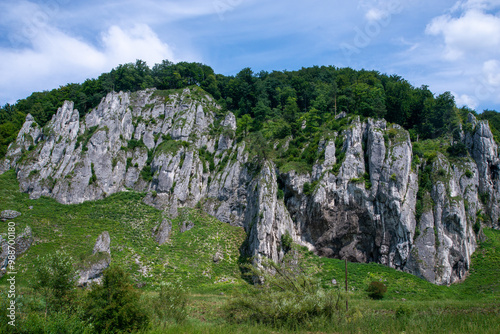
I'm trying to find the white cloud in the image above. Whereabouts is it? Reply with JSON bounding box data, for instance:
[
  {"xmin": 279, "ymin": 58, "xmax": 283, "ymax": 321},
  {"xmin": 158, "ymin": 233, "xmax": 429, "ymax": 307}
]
[
  {"xmin": 451, "ymin": 0, "xmax": 500, "ymax": 11},
  {"xmin": 454, "ymin": 93, "xmax": 478, "ymax": 109},
  {"xmin": 426, "ymin": 9, "xmax": 500, "ymax": 60},
  {"xmin": 483, "ymin": 59, "xmax": 500, "ymax": 86},
  {"xmin": 0, "ymin": 23, "xmax": 176, "ymax": 104},
  {"xmin": 101, "ymin": 24, "xmax": 176, "ymax": 67}
]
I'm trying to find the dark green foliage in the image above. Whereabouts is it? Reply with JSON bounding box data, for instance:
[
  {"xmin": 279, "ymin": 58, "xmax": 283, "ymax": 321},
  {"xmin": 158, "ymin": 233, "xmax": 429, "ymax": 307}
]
[
  {"xmin": 367, "ymin": 281, "xmax": 387, "ymax": 299},
  {"xmin": 89, "ymin": 163, "xmax": 97, "ymax": 185},
  {"xmin": 141, "ymin": 165, "xmax": 153, "ymax": 182},
  {"xmin": 447, "ymin": 142, "xmax": 468, "ymax": 157},
  {"xmin": 75, "ymin": 125, "xmax": 98, "ymax": 152},
  {"xmin": 303, "ymin": 181, "xmax": 318, "ymax": 196},
  {"xmin": 479, "ymin": 192, "xmax": 490, "ymax": 204},
  {"xmin": 280, "ymin": 231, "xmax": 293, "ymax": 253},
  {"xmin": 127, "ymin": 138, "xmax": 146, "ymax": 150},
  {"xmin": 465, "ymin": 169, "xmax": 473, "ymax": 178},
  {"xmin": 150, "ymin": 281, "xmax": 188, "ymax": 324},
  {"xmin": 277, "ymin": 189, "xmax": 284, "ymax": 200},
  {"xmin": 226, "ymin": 248, "xmax": 343, "ymax": 327},
  {"xmin": 474, "ymin": 221, "xmax": 481, "ymax": 235},
  {"xmin": 85, "ymin": 266, "xmax": 149, "ymax": 333},
  {"xmin": 31, "ymin": 251, "xmax": 77, "ymax": 313}
]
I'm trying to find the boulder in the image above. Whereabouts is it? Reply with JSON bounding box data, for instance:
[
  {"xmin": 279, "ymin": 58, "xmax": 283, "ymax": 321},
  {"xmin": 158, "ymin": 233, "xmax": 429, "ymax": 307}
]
[
  {"xmin": 1, "ymin": 210, "xmax": 21, "ymax": 221},
  {"xmin": 78, "ymin": 231, "xmax": 111, "ymax": 286}
]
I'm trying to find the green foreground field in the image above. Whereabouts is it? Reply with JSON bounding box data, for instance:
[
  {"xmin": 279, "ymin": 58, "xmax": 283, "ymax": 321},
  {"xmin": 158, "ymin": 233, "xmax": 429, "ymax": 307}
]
[{"xmin": 0, "ymin": 169, "xmax": 499, "ymax": 333}]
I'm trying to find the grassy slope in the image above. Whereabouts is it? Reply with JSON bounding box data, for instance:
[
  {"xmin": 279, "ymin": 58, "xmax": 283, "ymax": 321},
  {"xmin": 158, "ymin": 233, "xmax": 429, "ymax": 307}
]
[
  {"xmin": 1, "ymin": 169, "xmax": 499, "ymax": 333},
  {"xmin": 0, "ymin": 169, "xmax": 246, "ymax": 291}
]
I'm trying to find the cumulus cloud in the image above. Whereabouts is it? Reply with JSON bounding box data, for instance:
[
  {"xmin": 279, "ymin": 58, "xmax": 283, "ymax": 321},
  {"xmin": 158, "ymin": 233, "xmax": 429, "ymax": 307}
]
[
  {"xmin": 426, "ymin": 9, "xmax": 500, "ymax": 60},
  {"xmin": 454, "ymin": 93, "xmax": 478, "ymax": 109},
  {"xmin": 0, "ymin": 23, "xmax": 176, "ymax": 104},
  {"xmin": 417, "ymin": 0, "xmax": 500, "ymax": 110}
]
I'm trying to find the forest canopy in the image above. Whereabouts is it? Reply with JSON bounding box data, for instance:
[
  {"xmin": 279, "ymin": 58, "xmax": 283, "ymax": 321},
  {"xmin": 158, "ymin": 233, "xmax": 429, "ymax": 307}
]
[{"xmin": 1, "ymin": 59, "xmax": 498, "ymax": 158}]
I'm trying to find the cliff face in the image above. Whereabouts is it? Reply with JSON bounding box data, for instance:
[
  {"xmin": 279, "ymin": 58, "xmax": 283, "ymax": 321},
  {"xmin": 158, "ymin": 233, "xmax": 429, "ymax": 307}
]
[{"xmin": 1, "ymin": 88, "xmax": 499, "ymax": 285}]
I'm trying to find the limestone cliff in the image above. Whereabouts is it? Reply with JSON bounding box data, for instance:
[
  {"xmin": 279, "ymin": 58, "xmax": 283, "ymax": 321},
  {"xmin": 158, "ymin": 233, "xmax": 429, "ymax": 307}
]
[{"xmin": 1, "ymin": 88, "xmax": 498, "ymax": 285}]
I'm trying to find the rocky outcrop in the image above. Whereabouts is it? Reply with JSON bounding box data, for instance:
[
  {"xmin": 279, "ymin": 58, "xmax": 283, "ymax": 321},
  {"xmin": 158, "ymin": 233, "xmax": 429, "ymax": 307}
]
[
  {"xmin": 0, "ymin": 226, "xmax": 33, "ymax": 277},
  {"xmin": 153, "ymin": 219, "xmax": 172, "ymax": 245},
  {"xmin": 93, "ymin": 231, "xmax": 111, "ymax": 255},
  {"xmin": 2, "ymin": 88, "xmax": 499, "ymax": 285},
  {"xmin": 0, "ymin": 210, "xmax": 21, "ymax": 221},
  {"xmin": 78, "ymin": 231, "xmax": 111, "ymax": 286}
]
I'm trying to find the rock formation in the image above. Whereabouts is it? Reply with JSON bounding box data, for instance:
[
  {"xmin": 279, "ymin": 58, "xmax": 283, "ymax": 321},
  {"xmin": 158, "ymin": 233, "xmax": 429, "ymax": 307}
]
[
  {"xmin": 78, "ymin": 231, "xmax": 111, "ymax": 286},
  {"xmin": 2, "ymin": 88, "xmax": 499, "ymax": 285}
]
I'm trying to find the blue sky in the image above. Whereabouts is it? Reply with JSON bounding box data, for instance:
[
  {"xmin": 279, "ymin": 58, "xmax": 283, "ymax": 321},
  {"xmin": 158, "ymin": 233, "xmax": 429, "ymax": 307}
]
[{"xmin": 1, "ymin": 0, "xmax": 500, "ymax": 112}]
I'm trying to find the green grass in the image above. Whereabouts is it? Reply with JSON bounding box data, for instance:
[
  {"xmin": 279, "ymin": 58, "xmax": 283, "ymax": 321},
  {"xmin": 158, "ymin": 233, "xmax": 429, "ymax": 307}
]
[
  {"xmin": 0, "ymin": 169, "xmax": 246, "ymax": 291},
  {"xmin": 1, "ymin": 168, "xmax": 499, "ymax": 333}
]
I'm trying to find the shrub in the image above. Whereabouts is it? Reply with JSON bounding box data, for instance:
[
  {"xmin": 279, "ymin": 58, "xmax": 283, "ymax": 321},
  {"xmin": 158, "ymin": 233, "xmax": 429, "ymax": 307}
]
[
  {"xmin": 127, "ymin": 138, "xmax": 146, "ymax": 150},
  {"xmin": 31, "ymin": 250, "xmax": 78, "ymax": 313},
  {"xmin": 395, "ymin": 304, "xmax": 414, "ymax": 319},
  {"xmin": 367, "ymin": 281, "xmax": 387, "ymax": 300},
  {"xmin": 277, "ymin": 188, "xmax": 284, "ymax": 200},
  {"xmin": 151, "ymin": 281, "xmax": 188, "ymax": 324},
  {"xmin": 281, "ymin": 231, "xmax": 293, "ymax": 253},
  {"xmin": 473, "ymin": 221, "xmax": 481, "ymax": 235},
  {"xmin": 303, "ymin": 181, "xmax": 318, "ymax": 196},
  {"xmin": 89, "ymin": 163, "xmax": 97, "ymax": 185},
  {"xmin": 85, "ymin": 266, "xmax": 149, "ymax": 333},
  {"xmin": 465, "ymin": 169, "xmax": 473, "ymax": 178},
  {"xmin": 141, "ymin": 165, "xmax": 153, "ymax": 182},
  {"xmin": 447, "ymin": 142, "xmax": 467, "ymax": 157},
  {"xmin": 390, "ymin": 173, "xmax": 397, "ymax": 182},
  {"xmin": 226, "ymin": 248, "xmax": 343, "ymax": 327}
]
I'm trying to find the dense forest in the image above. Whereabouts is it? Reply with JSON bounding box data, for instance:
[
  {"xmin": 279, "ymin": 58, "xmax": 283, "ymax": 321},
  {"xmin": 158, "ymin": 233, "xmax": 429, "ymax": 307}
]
[{"xmin": 1, "ymin": 59, "xmax": 500, "ymax": 158}]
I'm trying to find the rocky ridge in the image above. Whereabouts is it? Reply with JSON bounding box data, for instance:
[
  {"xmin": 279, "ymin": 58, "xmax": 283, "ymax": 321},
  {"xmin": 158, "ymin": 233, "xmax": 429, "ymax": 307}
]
[{"xmin": 1, "ymin": 87, "xmax": 499, "ymax": 285}]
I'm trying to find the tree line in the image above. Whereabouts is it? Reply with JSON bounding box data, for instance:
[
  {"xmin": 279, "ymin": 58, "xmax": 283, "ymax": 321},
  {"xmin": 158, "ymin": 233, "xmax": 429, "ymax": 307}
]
[{"xmin": 1, "ymin": 59, "xmax": 498, "ymax": 157}]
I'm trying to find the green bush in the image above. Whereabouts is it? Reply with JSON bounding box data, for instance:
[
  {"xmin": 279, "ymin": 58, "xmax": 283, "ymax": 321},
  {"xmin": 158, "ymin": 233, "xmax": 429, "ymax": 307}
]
[
  {"xmin": 127, "ymin": 138, "xmax": 146, "ymax": 150},
  {"xmin": 474, "ymin": 221, "xmax": 481, "ymax": 235},
  {"xmin": 31, "ymin": 250, "xmax": 78, "ymax": 313},
  {"xmin": 367, "ymin": 281, "xmax": 387, "ymax": 300},
  {"xmin": 226, "ymin": 247, "xmax": 343, "ymax": 327},
  {"xmin": 465, "ymin": 169, "xmax": 473, "ymax": 178},
  {"xmin": 85, "ymin": 266, "xmax": 149, "ymax": 333},
  {"xmin": 277, "ymin": 188, "xmax": 284, "ymax": 200},
  {"xmin": 151, "ymin": 281, "xmax": 188, "ymax": 324},
  {"xmin": 281, "ymin": 231, "xmax": 293, "ymax": 253},
  {"xmin": 447, "ymin": 142, "xmax": 467, "ymax": 157},
  {"xmin": 395, "ymin": 304, "xmax": 414, "ymax": 319}
]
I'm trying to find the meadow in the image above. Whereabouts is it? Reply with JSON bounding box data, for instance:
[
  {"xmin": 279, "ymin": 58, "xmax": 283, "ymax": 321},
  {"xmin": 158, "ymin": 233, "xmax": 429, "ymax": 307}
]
[{"xmin": 0, "ymin": 169, "xmax": 499, "ymax": 333}]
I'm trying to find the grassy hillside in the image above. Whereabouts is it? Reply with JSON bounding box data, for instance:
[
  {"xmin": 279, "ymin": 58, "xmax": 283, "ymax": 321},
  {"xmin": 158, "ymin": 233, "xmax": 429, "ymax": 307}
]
[
  {"xmin": 1, "ymin": 168, "xmax": 499, "ymax": 333},
  {"xmin": 0, "ymin": 169, "xmax": 247, "ymax": 292}
]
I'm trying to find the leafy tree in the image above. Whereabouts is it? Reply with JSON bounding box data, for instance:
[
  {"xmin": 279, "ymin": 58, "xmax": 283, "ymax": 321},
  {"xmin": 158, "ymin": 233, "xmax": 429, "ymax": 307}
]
[
  {"xmin": 85, "ymin": 266, "xmax": 149, "ymax": 333},
  {"xmin": 31, "ymin": 250, "xmax": 78, "ymax": 312},
  {"xmin": 226, "ymin": 246, "xmax": 343, "ymax": 327}
]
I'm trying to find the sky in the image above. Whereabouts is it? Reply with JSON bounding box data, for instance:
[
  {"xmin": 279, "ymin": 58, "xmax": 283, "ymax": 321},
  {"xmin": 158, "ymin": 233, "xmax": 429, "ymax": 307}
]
[{"xmin": 1, "ymin": 0, "xmax": 500, "ymax": 112}]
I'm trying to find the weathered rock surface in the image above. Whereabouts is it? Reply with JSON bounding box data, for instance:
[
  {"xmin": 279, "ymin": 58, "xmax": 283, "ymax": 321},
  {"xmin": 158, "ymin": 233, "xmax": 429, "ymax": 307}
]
[
  {"xmin": 0, "ymin": 226, "xmax": 33, "ymax": 277},
  {"xmin": 154, "ymin": 219, "xmax": 172, "ymax": 245},
  {"xmin": 2, "ymin": 88, "xmax": 499, "ymax": 285},
  {"xmin": 78, "ymin": 231, "xmax": 111, "ymax": 286},
  {"xmin": 1, "ymin": 210, "xmax": 21, "ymax": 221},
  {"xmin": 93, "ymin": 231, "xmax": 111, "ymax": 255}
]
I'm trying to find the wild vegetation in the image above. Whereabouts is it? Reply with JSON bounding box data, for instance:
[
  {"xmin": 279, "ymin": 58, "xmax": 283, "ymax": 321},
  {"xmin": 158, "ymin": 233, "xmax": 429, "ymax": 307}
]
[
  {"xmin": 1, "ymin": 60, "xmax": 500, "ymax": 332},
  {"xmin": 1, "ymin": 60, "xmax": 499, "ymax": 159},
  {"xmin": 0, "ymin": 168, "xmax": 499, "ymax": 333}
]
